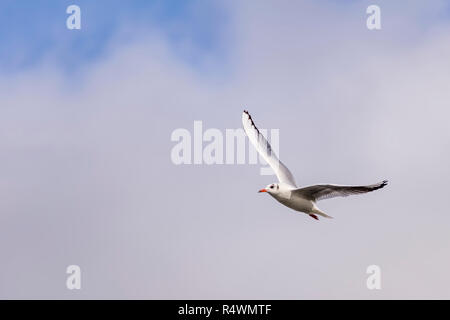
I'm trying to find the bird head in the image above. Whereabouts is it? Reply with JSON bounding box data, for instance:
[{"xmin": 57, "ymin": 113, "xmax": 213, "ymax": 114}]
[{"xmin": 259, "ymin": 183, "xmax": 280, "ymax": 194}]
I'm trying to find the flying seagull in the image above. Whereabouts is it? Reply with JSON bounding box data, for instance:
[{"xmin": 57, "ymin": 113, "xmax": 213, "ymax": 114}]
[{"xmin": 242, "ymin": 110, "xmax": 387, "ymax": 220}]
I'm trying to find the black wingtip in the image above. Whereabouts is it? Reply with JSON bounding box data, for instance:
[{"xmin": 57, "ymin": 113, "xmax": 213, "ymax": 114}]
[
  {"xmin": 243, "ymin": 110, "xmax": 260, "ymax": 133},
  {"xmin": 367, "ymin": 180, "xmax": 388, "ymax": 192}
]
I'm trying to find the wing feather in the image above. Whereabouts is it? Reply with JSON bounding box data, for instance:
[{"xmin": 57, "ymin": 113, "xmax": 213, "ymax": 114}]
[
  {"xmin": 293, "ymin": 180, "xmax": 388, "ymax": 202},
  {"xmin": 242, "ymin": 110, "xmax": 297, "ymax": 187}
]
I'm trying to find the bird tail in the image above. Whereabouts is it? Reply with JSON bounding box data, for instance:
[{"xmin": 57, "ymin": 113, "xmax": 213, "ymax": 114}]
[{"xmin": 312, "ymin": 207, "xmax": 333, "ymax": 219}]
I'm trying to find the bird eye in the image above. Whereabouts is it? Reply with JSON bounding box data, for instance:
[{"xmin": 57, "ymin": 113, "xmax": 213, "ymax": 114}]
[{"xmin": 270, "ymin": 185, "xmax": 274, "ymax": 189}]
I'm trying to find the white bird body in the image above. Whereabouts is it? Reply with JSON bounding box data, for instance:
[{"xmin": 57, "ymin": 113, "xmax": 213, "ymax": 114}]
[
  {"xmin": 263, "ymin": 183, "xmax": 330, "ymax": 219},
  {"xmin": 242, "ymin": 110, "xmax": 387, "ymax": 220},
  {"xmin": 272, "ymin": 188, "xmax": 315, "ymax": 214}
]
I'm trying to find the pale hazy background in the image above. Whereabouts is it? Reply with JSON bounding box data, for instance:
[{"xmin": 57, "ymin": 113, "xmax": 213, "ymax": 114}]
[{"xmin": 1, "ymin": 0, "xmax": 450, "ymax": 299}]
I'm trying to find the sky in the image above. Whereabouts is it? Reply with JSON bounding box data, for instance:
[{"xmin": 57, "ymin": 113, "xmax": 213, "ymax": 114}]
[{"xmin": 1, "ymin": 0, "xmax": 450, "ymax": 299}]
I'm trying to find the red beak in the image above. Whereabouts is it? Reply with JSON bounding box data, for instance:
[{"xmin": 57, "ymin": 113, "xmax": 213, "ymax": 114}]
[{"xmin": 258, "ymin": 189, "xmax": 267, "ymax": 193}]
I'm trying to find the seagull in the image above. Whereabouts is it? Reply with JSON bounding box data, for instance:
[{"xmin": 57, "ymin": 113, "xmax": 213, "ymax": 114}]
[{"xmin": 242, "ymin": 110, "xmax": 387, "ymax": 220}]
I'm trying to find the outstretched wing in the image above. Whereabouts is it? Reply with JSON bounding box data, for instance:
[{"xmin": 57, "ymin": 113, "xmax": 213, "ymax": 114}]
[
  {"xmin": 242, "ymin": 110, "xmax": 297, "ymax": 187},
  {"xmin": 293, "ymin": 180, "xmax": 388, "ymax": 202}
]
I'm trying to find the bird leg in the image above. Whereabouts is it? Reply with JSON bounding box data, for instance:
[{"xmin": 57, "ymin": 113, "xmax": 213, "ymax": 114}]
[{"xmin": 309, "ymin": 214, "xmax": 319, "ymax": 220}]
